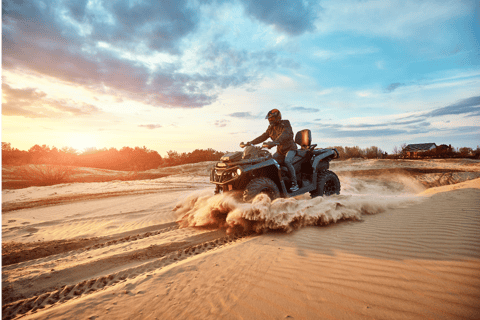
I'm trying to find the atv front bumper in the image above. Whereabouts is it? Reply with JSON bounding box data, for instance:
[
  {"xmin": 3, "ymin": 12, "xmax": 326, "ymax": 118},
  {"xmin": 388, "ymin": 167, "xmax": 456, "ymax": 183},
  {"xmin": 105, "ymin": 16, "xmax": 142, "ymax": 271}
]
[{"xmin": 210, "ymin": 166, "xmax": 241, "ymax": 185}]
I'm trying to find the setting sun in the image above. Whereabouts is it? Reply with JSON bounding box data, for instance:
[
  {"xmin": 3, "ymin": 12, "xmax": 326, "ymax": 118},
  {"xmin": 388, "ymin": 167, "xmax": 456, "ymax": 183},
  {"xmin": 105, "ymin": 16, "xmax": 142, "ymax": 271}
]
[{"xmin": 67, "ymin": 134, "xmax": 98, "ymax": 152}]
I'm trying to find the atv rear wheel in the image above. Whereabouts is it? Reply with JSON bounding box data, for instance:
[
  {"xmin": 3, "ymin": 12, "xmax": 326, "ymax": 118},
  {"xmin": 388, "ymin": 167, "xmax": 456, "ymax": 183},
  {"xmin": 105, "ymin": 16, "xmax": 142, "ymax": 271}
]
[
  {"xmin": 310, "ymin": 170, "xmax": 340, "ymax": 198},
  {"xmin": 243, "ymin": 177, "xmax": 280, "ymax": 202}
]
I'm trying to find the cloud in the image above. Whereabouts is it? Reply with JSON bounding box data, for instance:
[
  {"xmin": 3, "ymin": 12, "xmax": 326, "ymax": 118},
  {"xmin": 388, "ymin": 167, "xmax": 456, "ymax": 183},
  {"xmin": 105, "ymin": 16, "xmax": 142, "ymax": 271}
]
[
  {"xmin": 422, "ymin": 96, "xmax": 480, "ymax": 118},
  {"xmin": 229, "ymin": 130, "xmax": 249, "ymax": 135},
  {"xmin": 240, "ymin": 0, "xmax": 320, "ymax": 35},
  {"xmin": 385, "ymin": 82, "xmax": 405, "ymax": 92},
  {"xmin": 1, "ymin": 83, "xmax": 101, "ymax": 118},
  {"xmin": 214, "ymin": 119, "xmax": 229, "ymax": 127},
  {"xmin": 314, "ymin": 124, "xmax": 433, "ymax": 138},
  {"xmin": 290, "ymin": 106, "xmax": 319, "ymax": 112},
  {"xmin": 356, "ymin": 91, "xmax": 371, "ymax": 97},
  {"xmin": 228, "ymin": 112, "xmax": 258, "ymax": 119},
  {"xmin": 2, "ymin": 0, "xmax": 301, "ymax": 110},
  {"xmin": 59, "ymin": 0, "xmax": 199, "ymax": 53},
  {"xmin": 314, "ymin": 47, "xmax": 378, "ymax": 61},
  {"xmin": 344, "ymin": 118, "xmax": 428, "ymax": 128},
  {"xmin": 308, "ymin": 116, "xmax": 434, "ymax": 138},
  {"xmin": 317, "ymin": 0, "xmax": 472, "ymax": 39},
  {"xmin": 449, "ymin": 126, "xmax": 480, "ymax": 135},
  {"xmin": 321, "ymin": 128, "xmax": 408, "ymax": 138},
  {"xmin": 376, "ymin": 60, "xmax": 385, "ymax": 70},
  {"xmin": 138, "ymin": 124, "xmax": 162, "ymax": 129}
]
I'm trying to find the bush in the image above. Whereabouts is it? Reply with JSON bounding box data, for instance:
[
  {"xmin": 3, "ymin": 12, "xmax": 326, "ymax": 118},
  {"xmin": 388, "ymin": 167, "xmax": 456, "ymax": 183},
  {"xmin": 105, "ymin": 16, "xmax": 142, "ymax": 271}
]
[{"xmin": 13, "ymin": 165, "xmax": 75, "ymax": 186}]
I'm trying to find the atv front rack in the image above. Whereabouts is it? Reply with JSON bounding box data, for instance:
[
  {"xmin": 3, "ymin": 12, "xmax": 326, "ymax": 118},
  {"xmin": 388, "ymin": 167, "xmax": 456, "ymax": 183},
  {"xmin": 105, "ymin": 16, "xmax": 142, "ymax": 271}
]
[
  {"xmin": 218, "ymin": 156, "xmax": 270, "ymax": 167},
  {"xmin": 210, "ymin": 166, "xmax": 241, "ymax": 185}
]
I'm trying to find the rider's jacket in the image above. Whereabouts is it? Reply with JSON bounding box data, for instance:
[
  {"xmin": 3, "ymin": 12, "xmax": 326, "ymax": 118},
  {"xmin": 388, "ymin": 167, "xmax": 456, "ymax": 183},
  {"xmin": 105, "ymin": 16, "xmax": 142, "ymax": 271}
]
[{"xmin": 250, "ymin": 120, "xmax": 297, "ymax": 156}]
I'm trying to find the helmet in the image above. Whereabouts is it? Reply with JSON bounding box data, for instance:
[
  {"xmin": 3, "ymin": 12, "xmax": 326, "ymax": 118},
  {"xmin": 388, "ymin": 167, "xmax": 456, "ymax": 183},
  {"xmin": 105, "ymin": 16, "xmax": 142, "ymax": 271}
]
[{"xmin": 266, "ymin": 109, "xmax": 281, "ymax": 125}]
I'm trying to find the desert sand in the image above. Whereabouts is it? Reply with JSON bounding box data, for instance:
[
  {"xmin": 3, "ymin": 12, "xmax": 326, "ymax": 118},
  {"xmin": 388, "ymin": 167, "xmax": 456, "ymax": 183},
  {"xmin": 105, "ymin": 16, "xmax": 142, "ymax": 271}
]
[{"xmin": 2, "ymin": 159, "xmax": 480, "ymax": 320}]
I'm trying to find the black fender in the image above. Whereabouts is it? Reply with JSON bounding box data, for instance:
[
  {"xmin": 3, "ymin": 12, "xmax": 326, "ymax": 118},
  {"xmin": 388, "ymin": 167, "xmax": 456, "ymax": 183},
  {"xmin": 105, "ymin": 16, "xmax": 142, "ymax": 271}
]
[
  {"xmin": 241, "ymin": 159, "xmax": 288, "ymax": 196},
  {"xmin": 312, "ymin": 149, "xmax": 337, "ymax": 170},
  {"xmin": 311, "ymin": 148, "xmax": 337, "ymax": 185},
  {"xmin": 241, "ymin": 158, "xmax": 281, "ymax": 173}
]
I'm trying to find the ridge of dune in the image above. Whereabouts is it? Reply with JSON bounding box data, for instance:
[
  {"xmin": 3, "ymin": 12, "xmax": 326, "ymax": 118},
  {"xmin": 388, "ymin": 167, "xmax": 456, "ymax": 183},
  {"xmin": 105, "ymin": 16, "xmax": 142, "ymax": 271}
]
[{"xmin": 419, "ymin": 177, "xmax": 480, "ymax": 195}]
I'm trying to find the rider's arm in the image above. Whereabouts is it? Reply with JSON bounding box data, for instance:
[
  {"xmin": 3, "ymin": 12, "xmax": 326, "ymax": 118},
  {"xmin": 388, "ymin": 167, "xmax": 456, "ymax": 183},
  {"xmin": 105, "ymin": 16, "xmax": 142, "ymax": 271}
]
[{"xmin": 249, "ymin": 130, "xmax": 270, "ymax": 145}]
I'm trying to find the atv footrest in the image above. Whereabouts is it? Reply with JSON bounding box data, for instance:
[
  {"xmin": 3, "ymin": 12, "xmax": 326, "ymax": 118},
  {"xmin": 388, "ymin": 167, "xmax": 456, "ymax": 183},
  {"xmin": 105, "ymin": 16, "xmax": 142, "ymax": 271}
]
[{"xmin": 287, "ymin": 181, "xmax": 315, "ymax": 197}]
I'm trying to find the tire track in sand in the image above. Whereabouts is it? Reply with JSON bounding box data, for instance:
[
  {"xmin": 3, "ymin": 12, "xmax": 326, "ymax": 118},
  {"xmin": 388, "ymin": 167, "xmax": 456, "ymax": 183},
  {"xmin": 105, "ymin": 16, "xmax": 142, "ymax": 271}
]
[
  {"xmin": 2, "ymin": 228, "xmax": 254, "ymax": 320},
  {"xmin": 3, "ymin": 222, "xmax": 180, "ymax": 266}
]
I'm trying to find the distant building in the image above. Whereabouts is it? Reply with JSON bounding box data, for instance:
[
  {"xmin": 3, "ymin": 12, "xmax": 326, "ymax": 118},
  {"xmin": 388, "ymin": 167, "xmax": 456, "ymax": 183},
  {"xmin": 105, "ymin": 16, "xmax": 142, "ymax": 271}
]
[
  {"xmin": 404, "ymin": 143, "xmax": 437, "ymax": 158},
  {"xmin": 436, "ymin": 144, "xmax": 453, "ymax": 154}
]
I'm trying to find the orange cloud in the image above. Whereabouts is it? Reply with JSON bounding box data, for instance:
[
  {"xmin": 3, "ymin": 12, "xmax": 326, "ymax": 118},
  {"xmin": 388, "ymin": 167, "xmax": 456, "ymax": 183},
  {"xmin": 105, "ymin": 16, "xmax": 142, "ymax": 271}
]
[{"xmin": 2, "ymin": 83, "xmax": 101, "ymax": 118}]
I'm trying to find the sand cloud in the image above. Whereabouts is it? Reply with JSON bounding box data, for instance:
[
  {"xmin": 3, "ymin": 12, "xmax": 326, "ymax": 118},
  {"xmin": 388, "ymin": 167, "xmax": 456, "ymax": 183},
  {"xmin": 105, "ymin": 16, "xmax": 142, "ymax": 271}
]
[{"xmin": 174, "ymin": 181, "xmax": 419, "ymax": 233}]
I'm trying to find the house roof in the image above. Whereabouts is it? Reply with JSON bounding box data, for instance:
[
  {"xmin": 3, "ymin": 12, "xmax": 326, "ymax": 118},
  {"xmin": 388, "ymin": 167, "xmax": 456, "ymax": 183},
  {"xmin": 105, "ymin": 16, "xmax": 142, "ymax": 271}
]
[{"xmin": 405, "ymin": 143, "xmax": 437, "ymax": 152}]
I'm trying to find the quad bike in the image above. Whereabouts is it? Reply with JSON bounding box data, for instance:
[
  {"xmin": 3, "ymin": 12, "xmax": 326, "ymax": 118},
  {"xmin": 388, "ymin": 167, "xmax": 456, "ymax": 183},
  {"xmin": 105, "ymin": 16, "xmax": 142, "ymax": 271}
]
[{"xmin": 210, "ymin": 129, "xmax": 341, "ymax": 202}]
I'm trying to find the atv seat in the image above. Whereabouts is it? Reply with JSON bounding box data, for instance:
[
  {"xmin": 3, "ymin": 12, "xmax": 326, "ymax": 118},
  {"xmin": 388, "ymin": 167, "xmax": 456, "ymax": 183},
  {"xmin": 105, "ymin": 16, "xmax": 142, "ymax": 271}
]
[
  {"xmin": 295, "ymin": 129, "xmax": 312, "ymax": 150},
  {"xmin": 294, "ymin": 129, "xmax": 313, "ymax": 158}
]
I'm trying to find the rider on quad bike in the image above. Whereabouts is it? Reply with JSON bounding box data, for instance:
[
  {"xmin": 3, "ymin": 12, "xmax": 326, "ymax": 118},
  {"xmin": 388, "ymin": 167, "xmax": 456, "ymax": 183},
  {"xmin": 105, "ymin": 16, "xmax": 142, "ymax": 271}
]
[{"xmin": 245, "ymin": 109, "xmax": 299, "ymax": 192}]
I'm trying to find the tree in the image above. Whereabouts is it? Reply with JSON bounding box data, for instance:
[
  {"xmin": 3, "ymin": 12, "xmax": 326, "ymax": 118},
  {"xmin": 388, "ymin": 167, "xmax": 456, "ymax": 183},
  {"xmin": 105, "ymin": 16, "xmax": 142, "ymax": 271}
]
[
  {"xmin": 459, "ymin": 147, "xmax": 473, "ymax": 157},
  {"xmin": 344, "ymin": 146, "xmax": 363, "ymax": 159},
  {"xmin": 365, "ymin": 146, "xmax": 381, "ymax": 159},
  {"xmin": 60, "ymin": 146, "xmax": 78, "ymax": 155},
  {"xmin": 400, "ymin": 143, "xmax": 407, "ymax": 157},
  {"xmin": 392, "ymin": 145, "xmax": 399, "ymax": 155},
  {"xmin": 28, "ymin": 144, "xmax": 51, "ymax": 163},
  {"xmin": 2, "ymin": 142, "xmax": 13, "ymax": 152}
]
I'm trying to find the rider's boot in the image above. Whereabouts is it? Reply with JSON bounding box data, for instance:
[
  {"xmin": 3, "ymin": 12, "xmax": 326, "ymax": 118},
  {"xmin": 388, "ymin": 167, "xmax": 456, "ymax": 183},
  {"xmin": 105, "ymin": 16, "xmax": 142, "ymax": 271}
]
[
  {"xmin": 290, "ymin": 182, "xmax": 299, "ymax": 192},
  {"xmin": 285, "ymin": 162, "xmax": 299, "ymax": 192}
]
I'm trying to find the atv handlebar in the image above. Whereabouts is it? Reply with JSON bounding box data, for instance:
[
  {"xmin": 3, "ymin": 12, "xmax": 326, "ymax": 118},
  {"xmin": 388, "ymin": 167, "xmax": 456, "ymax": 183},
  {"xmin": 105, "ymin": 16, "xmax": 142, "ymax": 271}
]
[{"xmin": 239, "ymin": 141, "xmax": 279, "ymax": 149}]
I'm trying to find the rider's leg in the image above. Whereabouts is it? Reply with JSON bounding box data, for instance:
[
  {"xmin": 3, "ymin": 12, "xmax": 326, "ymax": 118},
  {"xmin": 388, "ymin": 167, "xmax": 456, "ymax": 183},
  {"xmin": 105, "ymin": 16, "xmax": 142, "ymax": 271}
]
[
  {"xmin": 285, "ymin": 151, "xmax": 299, "ymax": 191},
  {"xmin": 273, "ymin": 152, "xmax": 285, "ymax": 164}
]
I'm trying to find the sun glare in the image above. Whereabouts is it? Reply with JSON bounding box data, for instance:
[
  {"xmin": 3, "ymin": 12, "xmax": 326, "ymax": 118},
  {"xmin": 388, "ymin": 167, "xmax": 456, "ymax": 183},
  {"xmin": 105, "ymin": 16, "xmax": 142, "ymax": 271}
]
[{"xmin": 67, "ymin": 134, "xmax": 98, "ymax": 152}]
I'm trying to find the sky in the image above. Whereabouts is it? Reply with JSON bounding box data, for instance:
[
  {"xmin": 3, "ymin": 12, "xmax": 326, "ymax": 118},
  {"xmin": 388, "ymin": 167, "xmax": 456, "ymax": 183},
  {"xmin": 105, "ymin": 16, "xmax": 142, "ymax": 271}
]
[{"xmin": 2, "ymin": 0, "xmax": 480, "ymax": 156}]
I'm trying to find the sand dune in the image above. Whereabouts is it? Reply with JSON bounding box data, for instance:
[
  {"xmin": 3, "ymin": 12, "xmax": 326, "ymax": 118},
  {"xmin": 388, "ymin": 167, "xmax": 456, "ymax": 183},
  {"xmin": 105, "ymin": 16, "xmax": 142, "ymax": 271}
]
[{"xmin": 2, "ymin": 159, "xmax": 479, "ymax": 320}]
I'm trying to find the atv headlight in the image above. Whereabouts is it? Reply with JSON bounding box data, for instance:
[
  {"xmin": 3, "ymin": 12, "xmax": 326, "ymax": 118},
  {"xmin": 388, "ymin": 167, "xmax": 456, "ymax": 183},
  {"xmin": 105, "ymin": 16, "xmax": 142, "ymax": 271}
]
[{"xmin": 236, "ymin": 168, "xmax": 242, "ymax": 176}]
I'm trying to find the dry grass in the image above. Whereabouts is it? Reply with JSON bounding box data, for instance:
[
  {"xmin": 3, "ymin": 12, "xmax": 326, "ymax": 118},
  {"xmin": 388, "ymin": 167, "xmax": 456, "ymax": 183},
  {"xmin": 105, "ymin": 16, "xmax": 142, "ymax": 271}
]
[
  {"xmin": 2, "ymin": 165, "xmax": 171, "ymax": 190},
  {"xmin": 5, "ymin": 165, "xmax": 76, "ymax": 187}
]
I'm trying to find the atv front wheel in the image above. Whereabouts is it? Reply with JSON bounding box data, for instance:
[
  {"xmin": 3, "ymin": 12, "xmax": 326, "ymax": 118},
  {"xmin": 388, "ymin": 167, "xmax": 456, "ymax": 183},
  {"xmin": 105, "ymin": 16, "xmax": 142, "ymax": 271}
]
[
  {"xmin": 243, "ymin": 177, "xmax": 280, "ymax": 202},
  {"xmin": 310, "ymin": 170, "xmax": 340, "ymax": 198}
]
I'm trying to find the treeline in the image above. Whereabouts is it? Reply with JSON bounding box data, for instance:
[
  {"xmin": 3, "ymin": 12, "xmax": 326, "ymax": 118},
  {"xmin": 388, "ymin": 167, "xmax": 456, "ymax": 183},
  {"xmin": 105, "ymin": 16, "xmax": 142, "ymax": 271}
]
[
  {"xmin": 3, "ymin": 142, "xmax": 479, "ymax": 171},
  {"xmin": 163, "ymin": 149, "xmax": 227, "ymax": 167},
  {"xmin": 391, "ymin": 144, "xmax": 480, "ymax": 159},
  {"xmin": 330, "ymin": 146, "xmax": 386, "ymax": 160},
  {"xmin": 331, "ymin": 145, "xmax": 480, "ymax": 160},
  {"xmin": 1, "ymin": 143, "xmax": 226, "ymax": 171}
]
